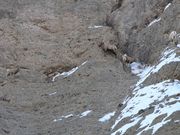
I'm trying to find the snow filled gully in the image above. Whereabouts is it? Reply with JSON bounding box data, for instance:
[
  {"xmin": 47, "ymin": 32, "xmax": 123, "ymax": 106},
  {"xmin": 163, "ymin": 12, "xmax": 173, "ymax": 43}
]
[{"xmin": 111, "ymin": 46, "xmax": 180, "ymax": 135}]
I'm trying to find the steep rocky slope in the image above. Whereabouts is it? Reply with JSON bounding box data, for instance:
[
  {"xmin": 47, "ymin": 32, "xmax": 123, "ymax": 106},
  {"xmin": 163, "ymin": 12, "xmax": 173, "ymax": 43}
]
[{"xmin": 0, "ymin": 0, "xmax": 179, "ymax": 135}]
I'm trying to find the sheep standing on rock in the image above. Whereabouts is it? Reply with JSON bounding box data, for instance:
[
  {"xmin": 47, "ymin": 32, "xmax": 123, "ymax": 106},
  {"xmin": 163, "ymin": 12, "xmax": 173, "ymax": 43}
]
[
  {"xmin": 169, "ymin": 31, "xmax": 179, "ymax": 45},
  {"xmin": 121, "ymin": 54, "xmax": 136, "ymax": 72},
  {"xmin": 99, "ymin": 27, "xmax": 118, "ymax": 54}
]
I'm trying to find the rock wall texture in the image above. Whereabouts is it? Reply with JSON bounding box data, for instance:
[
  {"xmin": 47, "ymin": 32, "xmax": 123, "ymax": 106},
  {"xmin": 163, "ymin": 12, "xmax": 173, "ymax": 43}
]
[{"xmin": 0, "ymin": 0, "xmax": 179, "ymax": 135}]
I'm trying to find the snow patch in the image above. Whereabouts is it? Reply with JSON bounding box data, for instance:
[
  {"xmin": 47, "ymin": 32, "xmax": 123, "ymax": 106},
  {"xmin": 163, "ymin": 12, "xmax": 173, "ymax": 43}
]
[
  {"xmin": 49, "ymin": 92, "xmax": 57, "ymax": 96},
  {"xmin": 111, "ymin": 80, "xmax": 180, "ymax": 135},
  {"xmin": 53, "ymin": 114, "xmax": 73, "ymax": 122},
  {"xmin": 52, "ymin": 61, "xmax": 87, "ymax": 81},
  {"xmin": 137, "ymin": 102, "xmax": 179, "ymax": 135},
  {"xmin": 177, "ymin": 44, "xmax": 180, "ymax": 48},
  {"xmin": 79, "ymin": 110, "xmax": 92, "ymax": 118},
  {"xmin": 136, "ymin": 47, "xmax": 180, "ymax": 86},
  {"xmin": 164, "ymin": 3, "xmax": 171, "ymax": 11},
  {"xmin": 53, "ymin": 109, "xmax": 92, "ymax": 122},
  {"xmin": 88, "ymin": 25, "xmax": 103, "ymax": 29},
  {"xmin": 148, "ymin": 18, "xmax": 161, "ymax": 27},
  {"xmin": 130, "ymin": 62, "xmax": 152, "ymax": 79},
  {"xmin": 99, "ymin": 111, "xmax": 116, "ymax": 122},
  {"xmin": 174, "ymin": 120, "xmax": 180, "ymax": 123},
  {"xmin": 123, "ymin": 96, "xmax": 131, "ymax": 104},
  {"xmin": 53, "ymin": 118, "xmax": 62, "ymax": 122},
  {"xmin": 112, "ymin": 117, "xmax": 142, "ymax": 135}
]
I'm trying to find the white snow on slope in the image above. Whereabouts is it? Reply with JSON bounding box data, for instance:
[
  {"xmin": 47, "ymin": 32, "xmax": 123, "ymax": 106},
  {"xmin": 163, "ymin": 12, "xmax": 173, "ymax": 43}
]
[
  {"xmin": 79, "ymin": 110, "xmax": 92, "ymax": 118},
  {"xmin": 112, "ymin": 117, "xmax": 142, "ymax": 135},
  {"xmin": 49, "ymin": 92, "xmax": 57, "ymax": 96},
  {"xmin": 52, "ymin": 61, "xmax": 87, "ymax": 81},
  {"xmin": 137, "ymin": 99, "xmax": 180, "ymax": 135},
  {"xmin": 135, "ymin": 47, "xmax": 180, "ymax": 86},
  {"xmin": 148, "ymin": 18, "xmax": 161, "ymax": 27},
  {"xmin": 130, "ymin": 62, "xmax": 152, "ymax": 79},
  {"xmin": 53, "ymin": 110, "xmax": 92, "ymax": 122},
  {"xmin": 53, "ymin": 114, "xmax": 73, "ymax": 122},
  {"xmin": 111, "ymin": 47, "xmax": 180, "ymax": 135},
  {"xmin": 164, "ymin": 3, "xmax": 171, "ymax": 11},
  {"xmin": 111, "ymin": 80, "xmax": 180, "ymax": 135},
  {"xmin": 88, "ymin": 25, "xmax": 103, "ymax": 29},
  {"xmin": 174, "ymin": 120, "xmax": 180, "ymax": 123},
  {"xmin": 99, "ymin": 111, "xmax": 115, "ymax": 122},
  {"xmin": 177, "ymin": 44, "xmax": 180, "ymax": 48}
]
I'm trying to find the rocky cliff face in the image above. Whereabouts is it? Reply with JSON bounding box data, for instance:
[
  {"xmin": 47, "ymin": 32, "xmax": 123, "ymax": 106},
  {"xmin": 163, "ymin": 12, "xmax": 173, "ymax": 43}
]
[
  {"xmin": 107, "ymin": 0, "xmax": 180, "ymax": 134},
  {"xmin": 0, "ymin": 0, "xmax": 179, "ymax": 135}
]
